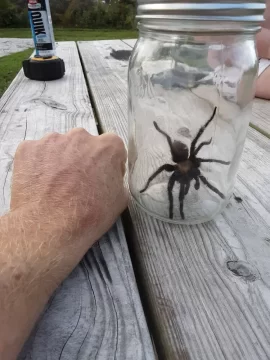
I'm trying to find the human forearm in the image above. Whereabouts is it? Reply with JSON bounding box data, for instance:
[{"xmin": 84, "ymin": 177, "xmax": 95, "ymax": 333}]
[{"xmin": 0, "ymin": 205, "xmax": 94, "ymax": 360}]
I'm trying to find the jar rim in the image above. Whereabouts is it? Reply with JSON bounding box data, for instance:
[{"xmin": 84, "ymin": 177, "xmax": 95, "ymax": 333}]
[
  {"xmin": 137, "ymin": 20, "xmax": 262, "ymax": 34},
  {"xmin": 136, "ymin": 1, "xmax": 265, "ymax": 27}
]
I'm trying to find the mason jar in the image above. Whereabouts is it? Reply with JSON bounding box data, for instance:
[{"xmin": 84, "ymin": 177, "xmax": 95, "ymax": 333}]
[{"xmin": 128, "ymin": 1, "xmax": 265, "ymax": 224}]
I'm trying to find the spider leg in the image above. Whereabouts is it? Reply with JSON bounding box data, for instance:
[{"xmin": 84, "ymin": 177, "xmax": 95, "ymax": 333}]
[
  {"xmin": 154, "ymin": 121, "xmax": 189, "ymax": 163},
  {"xmin": 168, "ymin": 173, "xmax": 177, "ymax": 219},
  {"xmin": 194, "ymin": 177, "xmax": 200, "ymax": 190},
  {"xmin": 140, "ymin": 164, "xmax": 175, "ymax": 193},
  {"xmin": 185, "ymin": 182, "xmax": 190, "ymax": 195},
  {"xmin": 197, "ymin": 158, "xmax": 230, "ymax": 165},
  {"xmin": 194, "ymin": 138, "xmax": 212, "ymax": 156},
  {"xmin": 190, "ymin": 107, "xmax": 217, "ymax": 155},
  {"xmin": 199, "ymin": 175, "xmax": 225, "ymax": 199},
  {"xmin": 153, "ymin": 121, "xmax": 174, "ymax": 152},
  {"xmin": 179, "ymin": 183, "xmax": 185, "ymax": 220}
]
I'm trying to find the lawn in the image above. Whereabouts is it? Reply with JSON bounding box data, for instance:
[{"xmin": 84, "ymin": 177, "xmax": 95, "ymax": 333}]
[
  {"xmin": 0, "ymin": 28, "xmax": 138, "ymax": 41},
  {"xmin": 0, "ymin": 48, "xmax": 33, "ymax": 97},
  {"xmin": 0, "ymin": 28, "xmax": 138, "ymax": 97}
]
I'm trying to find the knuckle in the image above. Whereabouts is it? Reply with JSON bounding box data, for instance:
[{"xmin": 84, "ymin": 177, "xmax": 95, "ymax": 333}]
[
  {"xmin": 114, "ymin": 135, "xmax": 126, "ymax": 150},
  {"xmin": 103, "ymin": 132, "xmax": 119, "ymax": 142},
  {"xmin": 67, "ymin": 128, "xmax": 90, "ymax": 137},
  {"xmin": 101, "ymin": 133, "xmax": 126, "ymax": 151},
  {"xmin": 116, "ymin": 139, "xmax": 127, "ymax": 160},
  {"xmin": 15, "ymin": 140, "xmax": 33, "ymax": 155},
  {"xmin": 107, "ymin": 135, "xmax": 127, "ymax": 163},
  {"xmin": 42, "ymin": 132, "xmax": 61, "ymax": 142}
]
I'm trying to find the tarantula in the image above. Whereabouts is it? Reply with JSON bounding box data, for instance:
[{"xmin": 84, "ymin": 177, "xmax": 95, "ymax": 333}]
[{"xmin": 140, "ymin": 107, "xmax": 230, "ymax": 220}]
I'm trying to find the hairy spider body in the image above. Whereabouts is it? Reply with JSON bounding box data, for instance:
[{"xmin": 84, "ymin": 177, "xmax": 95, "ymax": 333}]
[{"xmin": 140, "ymin": 107, "xmax": 230, "ymax": 220}]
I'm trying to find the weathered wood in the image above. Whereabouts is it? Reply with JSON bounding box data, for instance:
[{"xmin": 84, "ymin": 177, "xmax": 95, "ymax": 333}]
[
  {"xmin": 252, "ymin": 97, "xmax": 270, "ymax": 137},
  {"xmin": 78, "ymin": 40, "xmax": 131, "ymax": 137},
  {"xmin": 79, "ymin": 39, "xmax": 270, "ymax": 360},
  {"xmin": 0, "ymin": 41, "xmax": 155, "ymax": 360}
]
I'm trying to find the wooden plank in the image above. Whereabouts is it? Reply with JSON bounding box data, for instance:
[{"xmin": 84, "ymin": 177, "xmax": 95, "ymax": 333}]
[
  {"xmin": 252, "ymin": 98, "xmax": 270, "ymax": 138},
  {"xmin": 79, "ymin": 39, "xmax": 270, "ymax": 360},
  {"xmin": 0, "ymin": 42, "xmax": 155, "ymax": 360},
  {"xmin": 78, "ymin": 40, "xmax": 131, "ymax": 138}
]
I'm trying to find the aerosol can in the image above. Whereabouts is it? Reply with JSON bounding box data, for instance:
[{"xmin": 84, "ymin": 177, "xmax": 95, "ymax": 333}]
[{"xmin": 22, "ymin": 0, "xmax": 65, "ymax": 81}]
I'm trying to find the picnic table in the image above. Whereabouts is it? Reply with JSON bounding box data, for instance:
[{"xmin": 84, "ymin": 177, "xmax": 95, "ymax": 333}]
[{"xmin": 0, "ymin": 40, "xmax": 270, "ymax": 360}]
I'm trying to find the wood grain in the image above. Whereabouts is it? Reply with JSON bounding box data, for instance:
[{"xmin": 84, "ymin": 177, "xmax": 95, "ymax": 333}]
[
  {"xmin": 0, "ymin": 41, "xmax": 155, "ymax": 360},
  {"xmin": 79, "ymin": 39, "xmax": 270, "ymax": 360},
  {"xmin": 252, "ymin": 98, "xmax": 270, "ymax": 137}
]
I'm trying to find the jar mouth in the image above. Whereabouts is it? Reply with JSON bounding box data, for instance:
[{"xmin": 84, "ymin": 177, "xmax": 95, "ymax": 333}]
[
  {"xmin": 137, "ymin": 19, "xmax": 262, "ymax": 34},
  {"xmin": 136, "ymin": 1, "xmax": 265, "ymax": 31}
]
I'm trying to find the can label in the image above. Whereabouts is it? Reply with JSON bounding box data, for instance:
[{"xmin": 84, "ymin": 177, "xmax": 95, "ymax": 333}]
[{"xmin": 28, "ymin": 0, "xmax": 55, "ymax": 56}]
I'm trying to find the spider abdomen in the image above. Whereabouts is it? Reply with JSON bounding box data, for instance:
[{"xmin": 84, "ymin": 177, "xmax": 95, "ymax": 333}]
[{"xmin": 176, "ymin": 160, "xmax": 193, "ymax": 174}]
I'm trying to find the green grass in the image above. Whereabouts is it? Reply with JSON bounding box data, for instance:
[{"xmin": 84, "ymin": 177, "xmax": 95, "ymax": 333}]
[
  {"xmin": 0, "ymin": 28, "xmax": 138, "ymax": 41},
  {"xmin": 0, "ymin": 48, "xmax": 33, "ymax": 97}
]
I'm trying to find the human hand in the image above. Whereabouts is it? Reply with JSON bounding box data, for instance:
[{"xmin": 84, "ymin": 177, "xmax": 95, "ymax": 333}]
[
  {"xmin": 254, "ymin": 0, "xmax": 270, "ymax": 98},
  {"xmin": 262, "ymin": 0, "xmax": 270, "ymax": 29},
  {"xmin": 11, "ymin": 129, "xmax": 127, "ymax": 246}
]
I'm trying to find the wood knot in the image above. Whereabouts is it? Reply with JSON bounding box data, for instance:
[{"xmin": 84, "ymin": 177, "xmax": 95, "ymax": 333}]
[
  {"xmin": 30, "ymin": 97, "xmax": 67, "ymax": 110},
  {"xmin": 227, "ymin": 260, "xmax": 260, "ymax": 282},
  {"xmin": 233, "ymin": 193, "xmax": 243, "ymax": 203},
  {"xmin": 265, "ymin": 237, "xmax": 270, "ymax": 244}
]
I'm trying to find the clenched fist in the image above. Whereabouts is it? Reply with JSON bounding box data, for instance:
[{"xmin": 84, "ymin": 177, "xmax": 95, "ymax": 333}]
[{"xmin": 11, "ymin": 128, "xmax": 127, "ymax": 242}]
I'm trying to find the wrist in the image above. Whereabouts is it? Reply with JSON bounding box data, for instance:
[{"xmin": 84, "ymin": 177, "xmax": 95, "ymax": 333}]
[
  {"xmin": 0, "ymin": 203, "xmax": 96, "ymax": 360},
  {"xmin": 23, "ymin": 194, "xmax": 101, "ymax": 242},
  {"xmin": 0, "ymin": 207, "xmax": 66, "ymax": 359},
  {"xmin": 1, "ymin": 204, "xmax": 91, "ymax": 296}
]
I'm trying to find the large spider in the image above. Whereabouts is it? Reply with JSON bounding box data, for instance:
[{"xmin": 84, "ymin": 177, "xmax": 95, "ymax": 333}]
[{"xmin": 140, "ymin": 107, "xmax": 230, "ymax": 220}]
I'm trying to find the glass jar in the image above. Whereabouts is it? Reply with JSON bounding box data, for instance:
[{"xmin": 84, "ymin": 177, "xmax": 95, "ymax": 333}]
[{"xmin": 128, "ymin": 1, "xmax": 265, "ymax": 224}]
